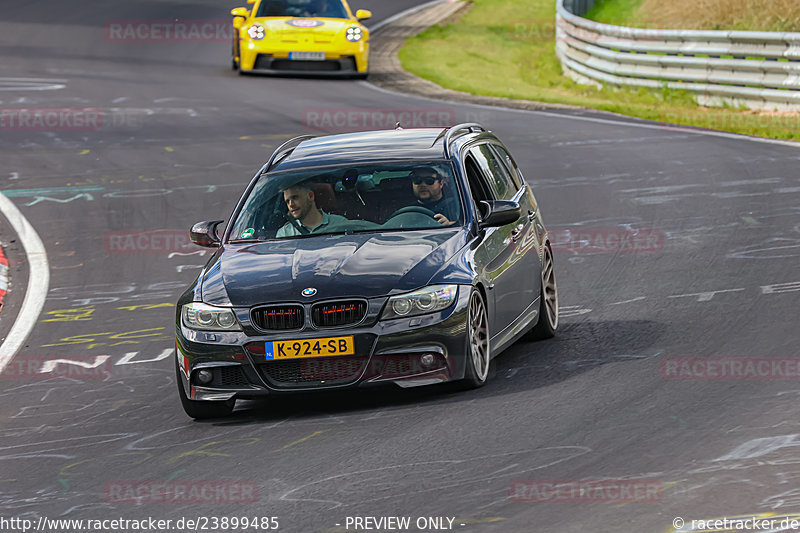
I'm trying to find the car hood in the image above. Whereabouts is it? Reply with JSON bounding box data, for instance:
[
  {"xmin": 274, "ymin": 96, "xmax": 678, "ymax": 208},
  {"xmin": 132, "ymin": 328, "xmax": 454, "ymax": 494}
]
[
  {"xmin": 201, "ymin": 229, "xmax": 468, "ymax": 307},
  {"xmin": 255, "ymin": 17, "xmax": 357, "ymax": 38}
]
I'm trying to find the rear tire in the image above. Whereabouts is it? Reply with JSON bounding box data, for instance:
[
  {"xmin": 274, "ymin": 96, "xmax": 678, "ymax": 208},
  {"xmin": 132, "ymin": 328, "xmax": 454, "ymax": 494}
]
[
  {"xmin": 528, "ymin": 245, "xmax": 558, "ymax": 340},
  {"xmin": 461, "ymin": 289, "xmax": 490, "ymax": 388},
  {"xmin": 175, "ymin": 357, "xmax": 235, "ymax": 419}
]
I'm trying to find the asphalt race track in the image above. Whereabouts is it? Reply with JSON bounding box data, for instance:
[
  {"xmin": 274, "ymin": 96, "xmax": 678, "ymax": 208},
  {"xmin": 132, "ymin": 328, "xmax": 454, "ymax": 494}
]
[{"xmin": 2, "ymin": 1, "xmax": 800, "ymax": 532}]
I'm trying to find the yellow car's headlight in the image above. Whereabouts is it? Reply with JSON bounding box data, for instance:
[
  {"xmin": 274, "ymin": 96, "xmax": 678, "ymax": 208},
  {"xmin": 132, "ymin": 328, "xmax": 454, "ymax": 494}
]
[
  {"xmin": 345, "ymin": 26, "xmax": 362, "ymax": 42},
  {"xmin": 247, "ymin": 23, "xmax": 266, "ymax": 40}
]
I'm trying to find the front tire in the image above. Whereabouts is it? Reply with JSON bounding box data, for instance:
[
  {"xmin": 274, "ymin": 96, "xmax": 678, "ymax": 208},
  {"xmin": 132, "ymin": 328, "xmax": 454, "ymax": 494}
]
[
  {"xmin": 528, "ymin": 244, "xmax": 558, "ymax": 340},
  {"xmin": 462, "ymin": 289, "xmax": 490, "ymax": 388},
  {"xmin": 175, "ymin": 357, "xmax": 235, "ymax": 419}
]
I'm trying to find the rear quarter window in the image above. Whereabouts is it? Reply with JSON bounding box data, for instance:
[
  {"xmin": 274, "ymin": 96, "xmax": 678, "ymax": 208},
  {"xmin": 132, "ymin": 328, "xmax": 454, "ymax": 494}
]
[
  {"xmin": 469, "ymin": 144, "xmax": 517, "ymax": 201},
  {"xmin": 490, "ymin": 144, "xmax": 524, "ymax": 190}
]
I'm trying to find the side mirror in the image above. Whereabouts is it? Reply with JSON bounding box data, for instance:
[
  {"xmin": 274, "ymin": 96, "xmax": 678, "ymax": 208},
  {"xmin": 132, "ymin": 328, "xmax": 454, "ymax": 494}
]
[
  {"xmin": 355, "ymin": 9, "xmax": 372, "ymax": 21},
  {"xmin": 190, "ymin": 220, "xmax": 224, "ymax": 248},
  {"xmin": 247, "ymin": 0, "xmax": 256, "ymax": 3},
  {"xmin": 231, "ymin": 7, "xmax": 249, "ymax": 18},
  {"xmin": 478, "ymin": 200, "xmax": 520, "ymax": 228}
]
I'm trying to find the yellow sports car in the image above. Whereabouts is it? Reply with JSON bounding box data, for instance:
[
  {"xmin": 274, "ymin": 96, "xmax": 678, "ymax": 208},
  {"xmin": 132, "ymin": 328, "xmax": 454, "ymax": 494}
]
[{"xmin": 231, "ymin": 0, "xmax": 371, "ymax": 78}]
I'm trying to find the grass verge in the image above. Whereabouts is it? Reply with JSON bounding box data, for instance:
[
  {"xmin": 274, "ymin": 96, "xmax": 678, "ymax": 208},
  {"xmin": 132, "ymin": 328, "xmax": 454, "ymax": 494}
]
[
  {"xmin": 398, "ymin": 0, "xmax": 800, "ymax": 141},
  {"xmin": 586, "ymin": 0, "xmax": 800, "ymax": 32},
  {"xmin": 584, "ymin": 0, "xmax": 644, "ymax": 27}
]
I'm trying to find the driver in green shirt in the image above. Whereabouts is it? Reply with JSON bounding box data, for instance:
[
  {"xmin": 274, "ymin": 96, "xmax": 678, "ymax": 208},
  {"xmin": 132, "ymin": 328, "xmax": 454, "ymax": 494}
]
[{"xmin": 276, "ymin": 182, "xmax": 348, "ymax": 237}]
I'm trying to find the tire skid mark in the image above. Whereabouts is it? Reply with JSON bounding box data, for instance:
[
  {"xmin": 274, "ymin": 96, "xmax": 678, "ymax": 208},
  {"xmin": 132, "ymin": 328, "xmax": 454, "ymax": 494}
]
[{"xmin": 279, "ymin": 447, "xmax": 592, "ymax": 510}]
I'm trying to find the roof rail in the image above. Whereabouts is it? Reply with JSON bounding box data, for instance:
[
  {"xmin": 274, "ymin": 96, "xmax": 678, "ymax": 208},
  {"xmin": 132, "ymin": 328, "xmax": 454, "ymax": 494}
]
[
  {"xmin": 431, "ymin": 127, "xmax": 448, "ymax": 147},
  {"xmin": 264, "ymin": 135, "xmax": 316, "ymax": 173},
  {"xmin": 442, "ymin": 123, "xmax": 486, "ymax": 158}
]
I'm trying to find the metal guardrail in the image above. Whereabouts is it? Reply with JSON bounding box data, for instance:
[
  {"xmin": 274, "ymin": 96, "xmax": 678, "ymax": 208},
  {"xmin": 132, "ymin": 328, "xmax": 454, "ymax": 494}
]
[{"xmin": 555, "ymin": 0, "xmax": 800, "ymax": 110}]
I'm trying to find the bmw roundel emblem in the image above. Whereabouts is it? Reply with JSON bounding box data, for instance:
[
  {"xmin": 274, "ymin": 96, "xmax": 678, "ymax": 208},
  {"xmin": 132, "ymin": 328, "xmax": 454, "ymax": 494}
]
[{"xmin": 302, "ymin": 288, "xmax": 317, "ymax": 297}]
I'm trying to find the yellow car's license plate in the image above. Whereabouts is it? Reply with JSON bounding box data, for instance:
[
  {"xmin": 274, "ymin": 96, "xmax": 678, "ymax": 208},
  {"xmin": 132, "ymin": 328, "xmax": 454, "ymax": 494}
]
[
  {"xmin": 289, "ymin": 51, "xmax": 325, "ymax": 61},
  {"xmin": 265, "ymin": 336, "xmax": 355, "ymax": 360}
]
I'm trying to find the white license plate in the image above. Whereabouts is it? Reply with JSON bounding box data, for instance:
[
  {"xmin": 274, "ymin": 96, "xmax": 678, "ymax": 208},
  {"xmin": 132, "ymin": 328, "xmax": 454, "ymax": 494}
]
[{"xmin": 289, "ymin": 51, "xmax": 325, "ymax": 61}]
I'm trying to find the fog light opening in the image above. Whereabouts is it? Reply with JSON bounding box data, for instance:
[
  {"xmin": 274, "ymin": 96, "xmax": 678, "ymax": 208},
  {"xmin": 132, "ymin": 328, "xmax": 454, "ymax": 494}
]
[
  {"xmin": 420, "ymin": 354, "xmax": 436, "ymax": 368},
  {"xmin": 196, "ymin": 369, "xmax": 213, "ymax": 384}
]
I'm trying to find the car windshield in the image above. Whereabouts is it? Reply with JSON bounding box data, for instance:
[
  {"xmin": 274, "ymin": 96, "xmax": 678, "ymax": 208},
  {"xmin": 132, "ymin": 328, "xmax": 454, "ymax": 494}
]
[
  {"xmin": 228, "ymin": 162, "xmax": 463, "ymax": 241},
  {"xmin": 256, "ymin": 0, "xmax": 349, "ymax": 19}
]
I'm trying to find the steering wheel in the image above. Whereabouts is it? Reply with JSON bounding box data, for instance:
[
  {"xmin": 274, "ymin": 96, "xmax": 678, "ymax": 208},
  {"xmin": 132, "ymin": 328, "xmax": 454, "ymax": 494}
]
[{"xmin": 388, "ymin": 205, "xmax": 438, "ymax": 219}]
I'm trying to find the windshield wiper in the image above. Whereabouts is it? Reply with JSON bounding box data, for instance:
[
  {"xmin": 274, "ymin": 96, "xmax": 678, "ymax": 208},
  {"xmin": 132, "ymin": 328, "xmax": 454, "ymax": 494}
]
[
  {"xmin": 228, "ymin": 238, "xmax": 268, "ymax": 243},
  {"xmin": 349, "ymin": 226, "xmax": 450, "ymax": 234}
]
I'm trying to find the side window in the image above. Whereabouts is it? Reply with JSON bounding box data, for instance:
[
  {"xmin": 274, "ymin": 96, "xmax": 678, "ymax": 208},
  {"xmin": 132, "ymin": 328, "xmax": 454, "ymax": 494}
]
[
  {"xmin": 490, "ymin": 144, "xmax": 523, "ymax": 190},
  {"xmin": 464, "ymin": 154, "xmax": 493, "ymax": 205},
  {"xmin": 470, "ymin": 144, "xmax": 517, "ymax": 200}
]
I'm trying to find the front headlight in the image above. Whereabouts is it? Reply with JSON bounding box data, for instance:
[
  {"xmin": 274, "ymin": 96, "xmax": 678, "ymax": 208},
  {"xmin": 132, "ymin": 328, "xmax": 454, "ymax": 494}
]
[
  {"xmin": 381, "ymin": 285, "xmax": 458, "ymax": 320},
  {"xmin": 247, "ymin": 23, "xmax": 265, "ymax": 40},
  {"xmin": 182, "ymin": 303, "xmax": 242, "ymax": 331},
  {"xmin": 345, "ymin": 26, "xmax": 362, "ymax": 42}
]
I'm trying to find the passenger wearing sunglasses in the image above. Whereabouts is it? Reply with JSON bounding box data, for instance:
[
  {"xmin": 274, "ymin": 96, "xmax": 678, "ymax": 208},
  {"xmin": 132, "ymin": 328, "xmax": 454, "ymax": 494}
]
[{"xmin": 410, "ymin": 167, "xmax": 458, "ymax": 226}]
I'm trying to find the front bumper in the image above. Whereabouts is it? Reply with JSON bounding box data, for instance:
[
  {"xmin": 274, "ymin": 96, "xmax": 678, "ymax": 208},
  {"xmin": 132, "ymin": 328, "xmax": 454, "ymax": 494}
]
[
  {"xmin": 239, "ymin": 39, "xmax": 369, "ymax": 75},
  {"xmin": 176, "ymin": 287, "xmax": 471, "ymax": 401}
]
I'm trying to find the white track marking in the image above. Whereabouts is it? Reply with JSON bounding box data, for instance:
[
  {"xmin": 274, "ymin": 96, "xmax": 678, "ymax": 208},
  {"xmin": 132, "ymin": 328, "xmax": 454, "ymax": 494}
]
[
  {"xmin": 0, "ymin": 192, "xmax": 50, "ymax": 370},
  {"xmin": 0, "ymin": 78, "xmax": 66, "ymax": 91},
  {"xmin": 715, "ymin": 435, "xmax": 800, "ymax": 461}
]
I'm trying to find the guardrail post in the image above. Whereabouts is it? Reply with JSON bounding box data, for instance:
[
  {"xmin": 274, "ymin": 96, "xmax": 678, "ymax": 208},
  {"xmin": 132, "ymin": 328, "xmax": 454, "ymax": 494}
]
[{"xmin": 565, "ymin": 0, "xmax": 595, "ymax": 16}]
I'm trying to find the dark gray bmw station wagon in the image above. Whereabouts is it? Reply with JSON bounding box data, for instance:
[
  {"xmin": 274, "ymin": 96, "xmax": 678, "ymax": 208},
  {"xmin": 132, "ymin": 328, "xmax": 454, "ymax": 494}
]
[{"xmin": 175, "ymin": 124, "xmax": 558, "ymax": 418}]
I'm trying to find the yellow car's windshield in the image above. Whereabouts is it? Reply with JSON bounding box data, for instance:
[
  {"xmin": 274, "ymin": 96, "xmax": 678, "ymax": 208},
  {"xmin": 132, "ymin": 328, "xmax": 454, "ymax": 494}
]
[{"xmin": 256, "ymin": 0, "xmax": 349, "ymax": 19}]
